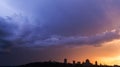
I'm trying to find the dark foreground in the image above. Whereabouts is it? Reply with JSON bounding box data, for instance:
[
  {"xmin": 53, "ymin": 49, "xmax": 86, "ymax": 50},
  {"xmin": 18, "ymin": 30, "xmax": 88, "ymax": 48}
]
[
  {"xmin": 1, "ymin": 59, "xmax": 120, "ymax": 67},
  {"xmin": 17, "ymin": 62, "xmax": 119, "ymax": 67}
]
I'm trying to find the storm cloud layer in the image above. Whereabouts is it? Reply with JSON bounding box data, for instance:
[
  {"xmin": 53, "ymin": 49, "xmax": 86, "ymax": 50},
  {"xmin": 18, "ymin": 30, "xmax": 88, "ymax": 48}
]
[
  {"xmin": 0, "ymin": 17, "xmax": 15, "ymax": 53},
  {"xmin": 1, "ymin": 0, "xmax": 120, "ymax": 51}
]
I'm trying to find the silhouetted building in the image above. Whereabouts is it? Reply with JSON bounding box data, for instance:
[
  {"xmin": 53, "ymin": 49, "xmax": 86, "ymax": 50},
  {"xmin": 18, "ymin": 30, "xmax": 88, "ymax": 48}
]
[
  {"xmin": 77, "ymin": 61, "xmax": 81, "ymax": 64},
  {"xmin": 82, "ymin": 61, "xmax": 85, "ymax": 64},
  {"xmin": 95, "ymin": 61, "xmax": 98, "ymax": 66},
  {"xmin": 86, "ymin": 59, "xmax": 90, "ymax": 63},
  {"xmin": 114, "ymin": 65, "xmax": 119, "ymax": 67},
  {"xmin": 73, "ymin": 60, "xmax": 75, "ymax": 64},
  {"xmin": 64, "ymin": 58, "xmax": 67, "ymax": 64},
  {"xmin": 83, "ymin": 59, "xmax": 92, "ymax": 67},
  {"xmin": 100, "ymin": 63, "xmax": 102, "ymax": 66},
  {"xmin": 17, "ymin": 58, "xmax": 119, "ymax": 67}
]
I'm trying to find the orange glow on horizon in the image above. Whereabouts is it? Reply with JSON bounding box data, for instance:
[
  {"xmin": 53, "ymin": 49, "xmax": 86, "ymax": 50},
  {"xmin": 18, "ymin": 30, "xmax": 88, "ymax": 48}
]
[{"xmin": 67, "ymin": 39, "xmax": 120, "ymax": 65}]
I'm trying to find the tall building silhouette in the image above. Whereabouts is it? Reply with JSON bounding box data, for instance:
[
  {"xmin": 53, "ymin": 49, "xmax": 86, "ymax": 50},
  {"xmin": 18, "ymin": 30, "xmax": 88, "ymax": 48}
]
[
  {"xmin": 73, "ymin": 60, "xmax": 75, "ymax": 64},
  {"xmin": 95, "ymin": 61, "xmax": 98, "ymax": 66},
  {"xmin": 64, "ymin": 58, "xmax": 67, "ymax": 64}
]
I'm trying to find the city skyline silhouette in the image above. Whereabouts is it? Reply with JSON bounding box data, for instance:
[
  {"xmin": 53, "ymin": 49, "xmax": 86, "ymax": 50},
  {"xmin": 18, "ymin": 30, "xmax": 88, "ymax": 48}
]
[{"xmin": 17, "ymin": 58, "xmax": 120, "ymax": 67}]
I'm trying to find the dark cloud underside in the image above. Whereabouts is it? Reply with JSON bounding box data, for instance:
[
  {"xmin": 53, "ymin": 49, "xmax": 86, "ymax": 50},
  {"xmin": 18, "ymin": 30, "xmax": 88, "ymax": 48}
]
[{"xmin": 1, "ymin": 0, "xmax": 120, "ymax": 48}]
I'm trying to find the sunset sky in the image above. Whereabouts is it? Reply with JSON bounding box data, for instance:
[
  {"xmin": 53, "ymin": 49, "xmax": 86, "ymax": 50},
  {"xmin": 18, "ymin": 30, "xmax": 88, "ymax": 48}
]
[{"xmin": 1, "ymin": 0, "xmax": 120, "ymax": 66}]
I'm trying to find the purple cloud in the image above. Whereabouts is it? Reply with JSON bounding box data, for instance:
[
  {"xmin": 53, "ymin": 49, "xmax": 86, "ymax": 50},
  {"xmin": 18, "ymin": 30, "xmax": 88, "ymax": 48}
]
[{"xmin": 1, "ymin": 0, "xmax": 120, "ymax": 50}]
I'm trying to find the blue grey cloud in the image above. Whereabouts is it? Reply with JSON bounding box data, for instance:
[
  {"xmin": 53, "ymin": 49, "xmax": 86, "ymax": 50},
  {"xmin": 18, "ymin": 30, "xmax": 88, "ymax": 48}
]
[
  {"xmin": 6, "ymin": 0, "xmax": 120, "ymax": 36},
  {"xmin": 1, "ymin": 0, "xmax": 120, "ymax": 49},
  {"xmin": 15, "ymin": 29, "xmax": 120, "ymax": 47},
  {"xmin": 0, "ymin": 17, "xmax": 17, "ymax": 53}
]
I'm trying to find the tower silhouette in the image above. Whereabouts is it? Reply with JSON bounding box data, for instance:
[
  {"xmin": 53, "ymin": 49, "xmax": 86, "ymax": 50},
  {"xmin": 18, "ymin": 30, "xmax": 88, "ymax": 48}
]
[
  {"xmin": 95, "ymin": 61, "xmax": 98, "ymax": 66},
  {"xmin": 73, "ymin": 60, "xmax": 75, "ymax": 64},
  {"xmin": 64, "ymin": 58, "xmax": 67, "ymax": 64}
]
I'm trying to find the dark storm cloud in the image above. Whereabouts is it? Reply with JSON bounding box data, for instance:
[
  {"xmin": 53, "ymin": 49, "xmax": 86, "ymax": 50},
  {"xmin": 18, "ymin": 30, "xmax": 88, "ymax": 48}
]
[
  {"xmin": 6, "ymin": 0, "xmax": 113, "ymax": 36},
  {"xmin": 16, "ymin": 29, "xmax": 120, "ymax": 47},
  {"xmin": 8, "ymin": 0, "xmax": 120, "ymax": 35},
  {"xmin": 0, "ymin": 17, "xmax": 17, "ymax": 53},
  {"xmin": 1, "ymin": 0, "xmax": 120, "ymax": 48}
]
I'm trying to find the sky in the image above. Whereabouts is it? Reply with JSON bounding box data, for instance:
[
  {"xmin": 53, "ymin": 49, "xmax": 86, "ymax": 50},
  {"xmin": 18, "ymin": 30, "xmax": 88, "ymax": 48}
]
[{"xmin": 1, "ymin": 0, "xmax": 120, "ymax": 66}]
